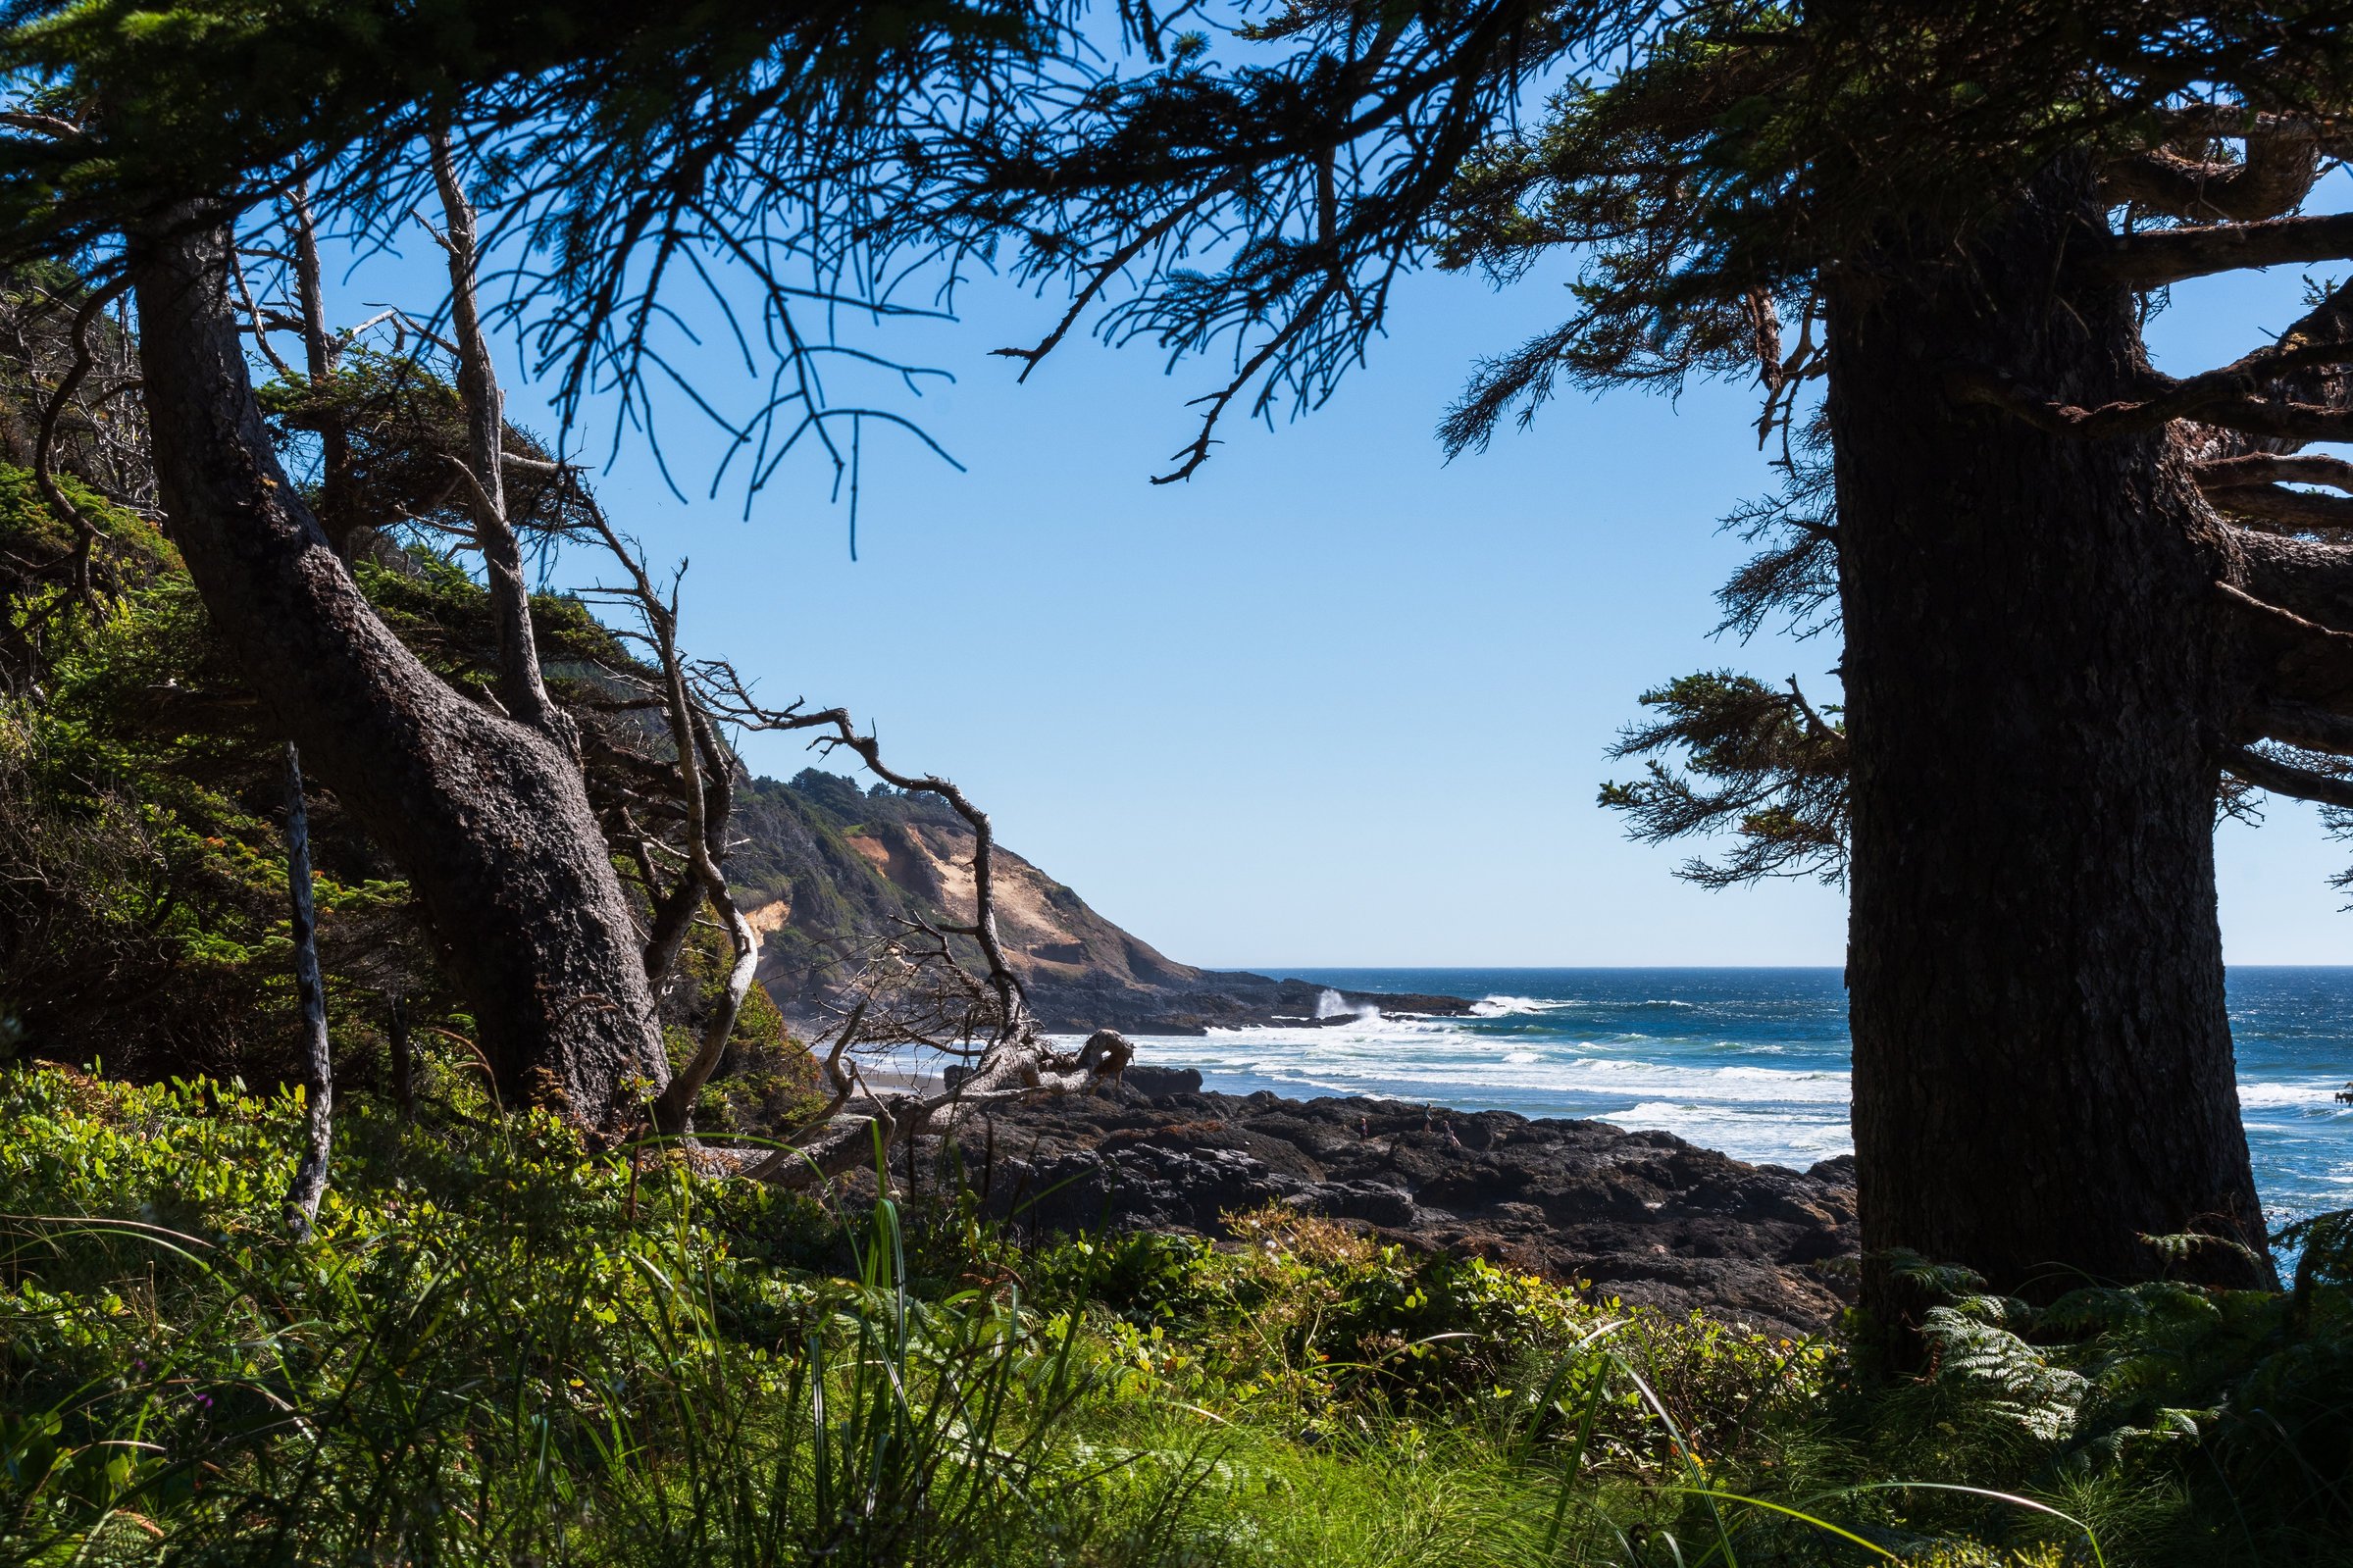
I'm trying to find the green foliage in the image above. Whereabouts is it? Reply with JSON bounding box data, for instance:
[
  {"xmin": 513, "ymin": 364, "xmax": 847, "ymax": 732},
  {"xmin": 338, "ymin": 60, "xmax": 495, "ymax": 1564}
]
[
  {"xmin": 1755, "ymin": 1243, "xmax": 2353, "ymax": 1563},
  {"xmin": 1026, "ymin": 1205, "xmax": 1829, "ymax": 1471},
  {"xmin": 1599, "ymin": 670, "xmax": 1849, "ymax": 888},
  {"xmin": 359, "ymin": 553, "xmax": 629, "ymax": 697},
  {"xmin": 781, "ymin": 769, "xmax": 964, "ymax": 833},
  {"xmin": 0, "ymin": 1066, "xmax": 1817, "ymax": 1566},
  {"xmin": 20, "ymin": 1063, "xmax": 2353, "ymax": 1564},
  {"xmin": 259, "ymin": 346, "xmax": 617, "ymax": 553},
  {"xmin": 1436, "ymin": 0, "xmax": 2353, "ymax": 446},
  {"xmin": 0, "ymin": 462, "xmax": 77, "ymax": 561},
  {"xmin": 0, "ymin": 462, "xmax": 167, "ymax": 564},
  {"xmin": 0, "ymin": 558, "xmax": 439, "ymax": 1080},
  {"xmin": 671, "ymin": 916, "xmax": 819, "ymax": 1137},
  {"xmin": 1916, "ymin": 1270, "xmax": 2353, "ymax": 1533},
  {"xmin": 0, "ymin": 459, "xmax": 178, "ymax": 683},
  {"xmin": 0, "ymin": 1061, "xmax": 1202, "ymax": 1566},
  {"xmin": 0, "ymin": 0, "xmax": 1067, "ymax": 501}
]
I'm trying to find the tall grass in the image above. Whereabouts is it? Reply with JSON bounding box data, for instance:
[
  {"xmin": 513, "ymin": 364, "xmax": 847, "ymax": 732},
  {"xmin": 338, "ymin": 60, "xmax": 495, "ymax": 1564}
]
[
  {"xmin": 7, "ymin": 1062, "xmax": 2347, "ymax": 1566},
  {"xmin": 0, "ymin": 1073, "xmax": 1227, "ymax": 1564}
]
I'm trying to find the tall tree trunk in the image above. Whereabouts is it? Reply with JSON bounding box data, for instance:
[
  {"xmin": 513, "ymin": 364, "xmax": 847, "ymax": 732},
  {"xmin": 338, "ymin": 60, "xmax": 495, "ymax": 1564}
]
[
  {"xmin": 1832, "ymin": 162, "xmax": 2276, "ymax": 1307},
  {"xmin": 388, "ymin": 990, "xmax": 414, "ymax": 1123},
  {"xmin": 129, "ymin": 211, "xmax": 668, "ymax": 1122},
  {"xmin": 281, "ymin": 739, "xmax": 333, "ymax": 1239}
]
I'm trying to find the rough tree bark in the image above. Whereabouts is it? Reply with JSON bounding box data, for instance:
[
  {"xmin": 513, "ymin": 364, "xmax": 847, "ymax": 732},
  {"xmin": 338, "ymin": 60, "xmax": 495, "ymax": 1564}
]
[
  {"xmin": 129, "ymin": 210, "xmax": 668, "ymax": 1120},
  {"xmin": 388, "ymin": 991, "xmax": 413, "ymax": 1123},
  {"xmin": 1834, "ymin": 159, "xmax": 2275, "ymax": 1301}
]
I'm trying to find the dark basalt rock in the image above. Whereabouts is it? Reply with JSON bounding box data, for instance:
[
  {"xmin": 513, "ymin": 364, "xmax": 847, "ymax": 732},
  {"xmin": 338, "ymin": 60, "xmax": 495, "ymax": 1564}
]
[
  {"xmin": 1121, "ymin": 1064, "xmax": 1204, "ymax": 1097},
  {"xmin": 945, "ymin": 1087, "xmax": 1859, "ymax": 1336}
]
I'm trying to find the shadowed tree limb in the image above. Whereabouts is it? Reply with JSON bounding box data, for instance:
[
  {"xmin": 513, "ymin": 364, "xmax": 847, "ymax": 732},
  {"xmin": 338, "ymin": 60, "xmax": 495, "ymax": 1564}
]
[
  {"xmin": 2195, "ymin": 453, "xmax": 2353, "ymax": 491},
  {"xmin": 2083, "ymin": 211, "xmax": 2353, "ymax": 288},
  {"xmin": 1952, "ymin": 275, "xmax": 2353, "ymax": 445},
  {"xmin": 2223, "ymin": 744, "xmax": 2353, "ymax": 808},
  {"xmin": 35, "ymin": 273, "xmax": 134, "ymax": 604},
  {"xmin": 2212, "ymin": 579, "xmax": 2353, "ymax": 710},
  {"xmin": 2248, "ymin": 697, "xmax": 2353, "ymax": 756},
  {"xmin": 2207, "ymin": 484, "xmax": 2353, "ymax": 531},
  {"xmin": 2094, "ymin": 110, "xmax": 2336, "ymax": 228},
  {"xmin": 1945, "ymin": 337, "xmax": 2353, "ymax": 441}
]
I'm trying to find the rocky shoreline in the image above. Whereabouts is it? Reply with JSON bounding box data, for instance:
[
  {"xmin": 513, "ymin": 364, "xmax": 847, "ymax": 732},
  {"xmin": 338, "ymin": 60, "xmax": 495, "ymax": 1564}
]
[{"xmin": 910, "ymin": 1071, "xmax": 1860, "ymax": 1336}]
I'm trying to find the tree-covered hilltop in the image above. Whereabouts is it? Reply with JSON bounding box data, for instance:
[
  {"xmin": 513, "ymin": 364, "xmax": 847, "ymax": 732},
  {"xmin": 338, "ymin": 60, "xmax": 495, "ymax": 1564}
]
[
  {"xmin": 729, "ymin": 767, "xmax": 1202, "ymax": 1027},
  {"xmin": 731, "ymin": 768, "xmax": 1483, "ymax": 1037}
]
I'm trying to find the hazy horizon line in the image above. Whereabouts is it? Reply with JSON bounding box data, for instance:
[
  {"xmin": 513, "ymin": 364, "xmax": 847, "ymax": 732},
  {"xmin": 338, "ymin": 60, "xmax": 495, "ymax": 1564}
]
[{"xmin": 1208, "ymin": 961, "xmax": 2353, "ymax": 972}]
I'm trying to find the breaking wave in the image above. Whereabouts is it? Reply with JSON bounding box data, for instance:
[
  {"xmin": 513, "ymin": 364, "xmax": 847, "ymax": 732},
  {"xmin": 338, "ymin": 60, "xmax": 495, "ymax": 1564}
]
[{"xmin": 1050, "ymin": 966, "xmax": 2353, "ymax": 1215}]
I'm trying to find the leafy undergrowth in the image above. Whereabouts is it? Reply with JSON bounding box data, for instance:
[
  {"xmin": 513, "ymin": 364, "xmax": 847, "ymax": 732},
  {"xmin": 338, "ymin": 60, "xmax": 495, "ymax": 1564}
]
[{"xmin": 1, "ymin": 1059, "xmax": 2347, "ymax": 1566}]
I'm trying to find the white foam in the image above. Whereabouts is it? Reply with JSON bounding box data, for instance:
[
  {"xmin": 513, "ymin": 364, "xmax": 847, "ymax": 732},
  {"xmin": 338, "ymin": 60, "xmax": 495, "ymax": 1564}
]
[
  {"xmin": 2238, "ymin": 1080, "xmax": 2351, "ymax": 1109},
  {"xmin": 1472, "ymin": 995, "xmax": 1579, "ymax": 1017},
  {"xmin": 1060, "ymin": 1005, "xmax": 2335, "ymax": 1175},
  {"xmin": 1608, "ymin": 1101, "xmax": 1856, "ymax": 1164}
]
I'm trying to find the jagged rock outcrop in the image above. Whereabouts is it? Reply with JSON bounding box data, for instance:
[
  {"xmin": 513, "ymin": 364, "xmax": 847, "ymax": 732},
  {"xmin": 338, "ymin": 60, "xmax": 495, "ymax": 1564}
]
[
  {"xmin": 730, "ymin": 770, "xmax": 1474, "ymax": 1032},
  {"xmin": 921, "ymin": 1087, "xmax": 1860, "ymax": 1335}
]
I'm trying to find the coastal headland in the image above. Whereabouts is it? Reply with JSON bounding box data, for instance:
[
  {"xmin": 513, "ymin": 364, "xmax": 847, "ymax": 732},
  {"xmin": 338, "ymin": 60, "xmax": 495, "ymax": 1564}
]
[
  {"xmin": 733, "ymin": 768, "xmax": 1480, "ymax": 1035},
  {"xmin": 735, "ymin": 768, "xmax": 1856, "ymax": 1333}
]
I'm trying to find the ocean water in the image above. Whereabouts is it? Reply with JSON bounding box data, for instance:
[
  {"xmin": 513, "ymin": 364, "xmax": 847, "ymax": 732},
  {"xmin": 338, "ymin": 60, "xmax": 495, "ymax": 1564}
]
[{"xmin": 1107, "ymin": 967, "xmax": 2353, "ymax": 1233}]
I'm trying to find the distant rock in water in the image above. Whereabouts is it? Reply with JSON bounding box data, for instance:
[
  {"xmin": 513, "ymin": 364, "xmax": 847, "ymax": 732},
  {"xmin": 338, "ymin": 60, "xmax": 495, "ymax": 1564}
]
[
  {"xmin": 729, "ymin": 769, "xmax": 1475, "ymax": 1033},
  {"xmin": 894, "ymin": 1087, "xmax": 1859, "ymax": 1336}
]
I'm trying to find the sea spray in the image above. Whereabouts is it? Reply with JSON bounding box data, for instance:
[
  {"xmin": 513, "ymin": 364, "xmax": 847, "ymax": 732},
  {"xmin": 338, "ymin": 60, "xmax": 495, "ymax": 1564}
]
[{"xmin": 1023, "ymin": 966, "xmax": 2347, "ymax": 1232}]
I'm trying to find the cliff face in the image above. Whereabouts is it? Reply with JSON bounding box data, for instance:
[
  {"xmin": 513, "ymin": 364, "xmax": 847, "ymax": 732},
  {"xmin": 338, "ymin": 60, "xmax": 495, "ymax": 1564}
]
[{"xmin": 730, "ymin": 770, "xmax": 1472, "ymax": 1035}]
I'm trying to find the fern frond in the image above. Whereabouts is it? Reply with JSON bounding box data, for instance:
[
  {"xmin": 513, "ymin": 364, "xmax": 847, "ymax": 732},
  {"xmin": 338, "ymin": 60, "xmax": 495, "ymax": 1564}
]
[
  {"xmin": 2138, "ymin": 1229, "xmax": 2264, "ymax": 1267},
  {"xmin": 1883, "ymin": 1247, "xmax": 1989, "ymax": 1298},
  {"xmin": 1948, "ymin": 1293, "xmax": 2033, "ymax": 1328},
  {"xmin": 1920, "ymin": 1305, "xmax": 2089, "ymax": 1441}
]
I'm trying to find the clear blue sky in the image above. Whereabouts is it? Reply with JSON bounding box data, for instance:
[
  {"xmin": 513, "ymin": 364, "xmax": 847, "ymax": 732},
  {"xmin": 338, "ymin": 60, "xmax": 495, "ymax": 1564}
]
[{"xmin": 309, "ymin": 171, "xmax": 2353, "ymax": 970}]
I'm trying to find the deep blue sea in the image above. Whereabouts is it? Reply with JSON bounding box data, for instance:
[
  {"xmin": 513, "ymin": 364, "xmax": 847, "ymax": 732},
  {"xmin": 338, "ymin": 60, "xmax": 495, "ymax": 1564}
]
[{"xmin": 1104, "ymin": 967, "xmax": 2353, "ymax": 1234}]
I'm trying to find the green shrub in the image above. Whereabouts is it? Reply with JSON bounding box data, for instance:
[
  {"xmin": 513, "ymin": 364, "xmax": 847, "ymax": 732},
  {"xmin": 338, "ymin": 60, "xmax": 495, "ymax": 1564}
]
[
  {"xmin": 0, "ymin": 1064, "xmax": 1214, "ymax": 1565},
  {"xmin": 16, "ymin": 1063, "xmax": 2347, "ymax": 1566}
]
